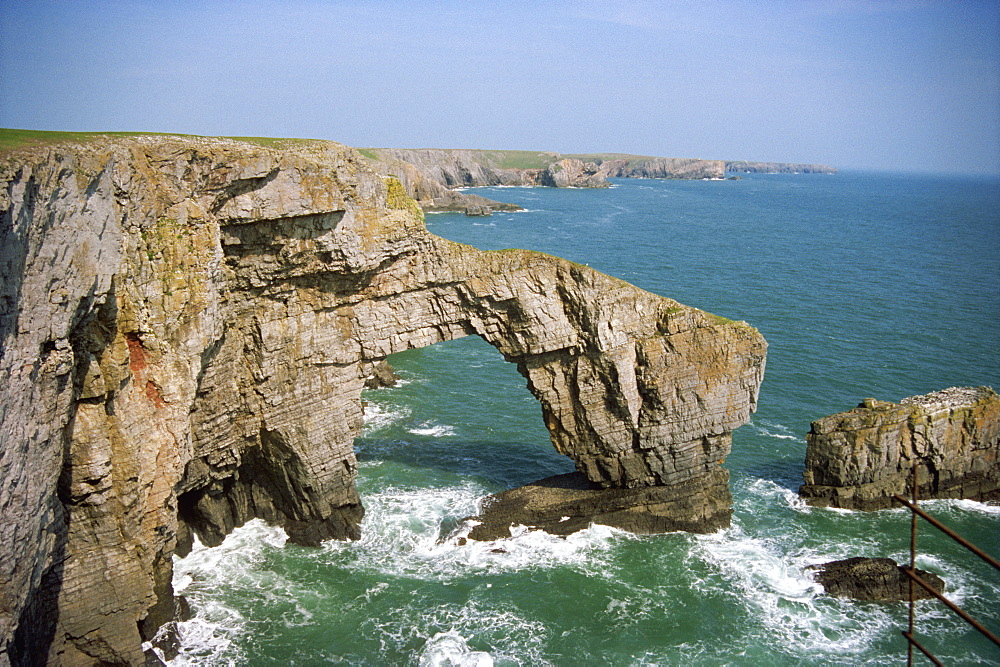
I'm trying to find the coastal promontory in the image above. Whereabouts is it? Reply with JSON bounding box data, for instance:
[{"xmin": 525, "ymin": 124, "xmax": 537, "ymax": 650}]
[{"xmin": 0, "ymin": 134, "xmax": 766, "ymax": 663}]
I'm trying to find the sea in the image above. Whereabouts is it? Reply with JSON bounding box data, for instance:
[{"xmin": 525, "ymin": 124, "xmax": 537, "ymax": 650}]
[{"xmin": 166, "ymin": 172, "xmax": 1000, "ymax": 665}]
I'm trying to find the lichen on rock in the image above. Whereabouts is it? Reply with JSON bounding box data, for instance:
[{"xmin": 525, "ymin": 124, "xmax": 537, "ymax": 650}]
[{"xmin": 0, "ymin": 135, "xmax": 765, "ymax": 663}]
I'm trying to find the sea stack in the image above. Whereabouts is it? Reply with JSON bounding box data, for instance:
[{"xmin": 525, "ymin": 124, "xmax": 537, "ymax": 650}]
[
  {"xmin": 0, "ymin": 135, "xmax": 765, "ymax": 662},
  {"xmin": 800, "ymin": 387, "xmax": 1000, "ymax": 510}
]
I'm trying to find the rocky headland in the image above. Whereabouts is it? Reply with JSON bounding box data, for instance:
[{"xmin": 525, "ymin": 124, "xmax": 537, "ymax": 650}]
[
  {"xmin": 357, "ymin": 149, "xmax": 737, "ymax": 215},
  {"xmin": 0, "ymin": 134, "xmax": 766, "ymax": 664},
  {"xmin": 800, "ymin": 387, "xmax": 1000, "ymax": 510},
  {"xmin": 724, "ymin": 161, "xmax": 837, "ymax": 174}
]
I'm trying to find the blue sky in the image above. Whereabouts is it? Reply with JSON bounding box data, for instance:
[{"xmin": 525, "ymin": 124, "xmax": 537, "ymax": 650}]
[{"xmin": 1, "ymin": 0, "xmax": 998, "ymax": 173}]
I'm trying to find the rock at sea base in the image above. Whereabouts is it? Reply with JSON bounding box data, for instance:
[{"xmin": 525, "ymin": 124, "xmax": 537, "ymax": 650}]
[
  {"xmin": 363, "ymin": 360, "xmax": 402, "ymax": 389},
  {"xmin": 812, "ymin": 557, "xmax": 944, "ymax": 602},
  {"xmin": 462, "ymin": 470, "xmax": 732, "ymax": 541},
  {"xmin": 800, "ymin": 387, "xmax": 1000, "ymax": 510}
]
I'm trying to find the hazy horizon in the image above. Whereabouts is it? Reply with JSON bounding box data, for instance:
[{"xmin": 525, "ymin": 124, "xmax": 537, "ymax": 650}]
[{"xmin": 1, "ymin": 0, "xmax": 998, "ymax": 175}]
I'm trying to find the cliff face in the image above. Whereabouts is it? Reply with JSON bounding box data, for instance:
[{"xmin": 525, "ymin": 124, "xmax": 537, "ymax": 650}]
[
  {"xmin": 358, "ymin": 148, "xmax": 834, "ymax": 214},
  {"xmin": 800, "ymin": 387, "xmax": 1000, "ymax": 510},
  {"xmin": 724, "ymin": 161, "xmax": 837, "ymax": 174},
  {"xmin": 596, "ymin": 157, "xmax": 725, "ymax": 180},
  {"xmin": 0, "ymin": 136, "xmax": 765, "ymax": 664}
]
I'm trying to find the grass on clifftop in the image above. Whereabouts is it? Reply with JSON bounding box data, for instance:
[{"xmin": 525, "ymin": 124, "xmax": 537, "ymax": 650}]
[
  {"xmin": 0, "ymin": 128, "xmax": 320, "ymax": 153},
  {"xmin": 564, "ymin": 152, "xmax": 658, "ymax": 164}
]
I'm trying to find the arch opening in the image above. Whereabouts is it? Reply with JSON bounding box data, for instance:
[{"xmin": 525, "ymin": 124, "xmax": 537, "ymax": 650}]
[{"xmin": 357, "ymin": 334, "xmax": 575, "ymax": 499}]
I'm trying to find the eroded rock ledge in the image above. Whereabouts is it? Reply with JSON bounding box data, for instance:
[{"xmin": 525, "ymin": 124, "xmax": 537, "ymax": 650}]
[
  {"xmin": 0, "ymin": 136, "xmax": 765, "ymax": 664},
  {"xmin": 800, "ymin": 387, "xmax": 1000, "ymax": 510}
]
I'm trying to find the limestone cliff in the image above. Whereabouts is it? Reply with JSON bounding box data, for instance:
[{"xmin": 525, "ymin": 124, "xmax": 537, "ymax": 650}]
[
  {"xmin": 725, "ymin": 161, "xmax": 837, "ymax": 174},
  {"xmin": 595, "ymin": 156, "xmax": 725, "ymax": 180},
  {"xmin": 800, "ymin": 387, "xmax": 1000, "ymax": 510},
  {"xmin": 357, "ymin": 148, "xmax": 834, "ymax": 214},
  {"xmin": 0, "ymin": 136, "xmax": 765, "ymax": 664}
]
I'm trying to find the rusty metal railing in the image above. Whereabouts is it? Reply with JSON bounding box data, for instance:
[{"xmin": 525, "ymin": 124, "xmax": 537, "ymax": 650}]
[{"xmin": 892, "ymin": 467, "xmax": 1000, "ymax": 665}]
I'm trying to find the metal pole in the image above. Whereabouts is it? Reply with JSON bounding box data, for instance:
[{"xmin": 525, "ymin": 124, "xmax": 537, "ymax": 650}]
[
  {"xmin": 900, "ymin": 568, "xmax": 1000, "ymax": 649},
  {"xmin": 891, "ymin": 495, "xmax": 1000, "ymax": 571},
  {"xmin": 907, "ymin": 464, "xmax": 918, "ymax": 667},
  {"xmin": 901, "ymin": 631, "xmax": 943, "ymax": 667}
]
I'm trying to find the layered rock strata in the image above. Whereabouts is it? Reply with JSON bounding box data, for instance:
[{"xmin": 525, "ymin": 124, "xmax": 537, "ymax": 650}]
[
  {"xmin": 800, "ymin": 387, "xmax": 1000, "ymax": 510},
  {"xmin": 595, "ymin": 156, "xmax": 725, "ymax": 180},
  {"xmin": 0, "ymin": 136, "xmax": 765, "ymax": 664},
  {"xmin": 359, "ymin": 148, "xmax": 607, "ymax": 215}
]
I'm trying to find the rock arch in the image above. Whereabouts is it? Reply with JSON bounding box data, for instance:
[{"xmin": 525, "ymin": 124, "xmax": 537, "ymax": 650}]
[{"xmin": 0, "ymin": 137, "xmax": 766, "ymax": 663}]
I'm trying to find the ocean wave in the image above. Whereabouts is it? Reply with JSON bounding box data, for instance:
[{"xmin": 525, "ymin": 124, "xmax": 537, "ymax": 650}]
[
  {"xmin": 750, "ymin": 419, "xmax": 803, "ymax": 442},
  {"xmin": 418, "ymin": 631, "xmax": 494, "ymax": 667},
  {"xmin": 170, "ymin": 520, "xmax": 290, "ymax": 664},
  {"xmin": 320, "ymin": 483, "xmax": 623, "ymax": 580},
  {"xmin": 362, "ymin": 401, "xmax": 412, "ymax": 433},
  {"xmin": 738, "ymin": 477, "xmax": 813, "ymax": 513},
  {"xmin": 690, "ymin": 525, "xmax": 897, "ymax": 660},
  {"xmin": 365, "ymin": 598, "xmax": 548, "ymax": 665},
  {"xmin": 408, "ymin": 422, "xmax": 457, "ymax": 437}
]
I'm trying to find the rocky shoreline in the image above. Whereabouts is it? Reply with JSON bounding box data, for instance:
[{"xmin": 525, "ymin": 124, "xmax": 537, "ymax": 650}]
[{"xmin": 356, "ymin": 147, "xmax": 833, "ymax": 215}]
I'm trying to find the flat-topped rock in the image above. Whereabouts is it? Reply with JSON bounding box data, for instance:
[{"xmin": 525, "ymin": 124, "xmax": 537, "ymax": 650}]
[
  {"xmin": 462, "ymin": 470, "xmax": 732, "ymax": 542},
  {"xmin": 800, "ymin": 387, "xmax": 1000, "ymax": 510}
]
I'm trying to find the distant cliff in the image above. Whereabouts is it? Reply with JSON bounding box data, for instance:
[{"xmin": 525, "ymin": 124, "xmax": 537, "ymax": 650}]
[
  {"xmin": 725, "ymin": 161, "xmax": 837, "ymax": 174},
  {"xmin": 357, "ymin": 148, "xmax": 608, "ymax": 215},
  {"xmin": 357, "ymin": 149, "xmax": 735, "ymax": 214}
]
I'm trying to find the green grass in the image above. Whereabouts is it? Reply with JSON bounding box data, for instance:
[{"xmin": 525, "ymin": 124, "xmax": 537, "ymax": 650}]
[
  {"xmin": 0, "ymin": 128, "xmax": 197, "ymax": 152},
  {"xmin": 564, "ymin": 152, "xmax": 658, "ymax": 165},
  {"xmin": 0, "ymin": 128, "xmax": 323, "ymax": 153},
  {"xmin": 482, "ymin": 150, "xmax": 561, "ymax": 170}
]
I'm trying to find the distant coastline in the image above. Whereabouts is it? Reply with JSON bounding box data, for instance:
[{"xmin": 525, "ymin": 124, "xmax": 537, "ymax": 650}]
[{"xmin": 0, "ymin": 128, "xmax": 837, "ymax": 216}]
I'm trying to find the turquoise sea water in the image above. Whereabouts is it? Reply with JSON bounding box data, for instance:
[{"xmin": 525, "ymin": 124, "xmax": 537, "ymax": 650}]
[{"xmin": 169, "ymin": 173, "xmax": 1000, "ymax": 665}]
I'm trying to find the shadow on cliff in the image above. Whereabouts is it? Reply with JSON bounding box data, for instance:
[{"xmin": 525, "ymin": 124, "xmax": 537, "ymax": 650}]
[
  {"xmin": 353, "ymin": 436, "xmax": 575, "ymax": 490},
  {"xmin": 8, "ymin": 493, "xmax": 67, "ymax": 665}
]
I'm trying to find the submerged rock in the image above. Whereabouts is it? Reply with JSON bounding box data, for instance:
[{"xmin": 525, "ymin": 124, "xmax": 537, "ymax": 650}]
[
  {"xmin": 800, "ymin": 387, "xmax": 1000, "ymax": 510},
  {"xmin": 812, "ymin": 557, "xmax": 944, "ymax": 602},
  {"xmin": 0, "ymin": 135, "xmax": 765, "ymax": 662}
]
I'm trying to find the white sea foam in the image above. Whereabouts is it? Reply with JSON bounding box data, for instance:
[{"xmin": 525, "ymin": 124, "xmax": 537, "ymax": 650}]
[
  {"xmin": 362, "ymin": 401, "xmax": 411, "ymax": 433},
  {"xmin": 169, "ymin": 521, "xmax": 289, "ymax": 664},
  {"xmin": 321, "ymin": 483, "xmax": 622, "ymax": 580},
  {"xmin": 751, "ymin": 419, "xmax": 803, "ymax": 441},
  {"xmin": 741, "ymin": 477, "xmax": 811, "ymax": 513},
  {"xmin": 409, "ymin": 422, "xmax": 457, "ymax": 437},
  {"xmin": 929, "ymin": 497, "xmax": 1000, "ymax": 515},
  {"xmin": 418, "ymin": 631, "xmax": 494, "ymax": 667},
  {"xmin": 691, "ymin": 525, "xmax": 898, "ymax": 659},
  {"xmin": 363, "ymin": 596, "xmax": 549, "ymax": 665}
]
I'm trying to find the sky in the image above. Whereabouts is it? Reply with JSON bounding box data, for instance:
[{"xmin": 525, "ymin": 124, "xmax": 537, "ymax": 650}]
[{"xmin": 1, "ymin": 0, "xmax": 998, "ymax": 174}]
